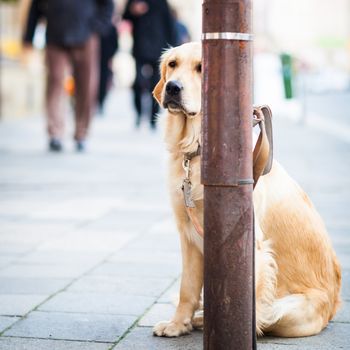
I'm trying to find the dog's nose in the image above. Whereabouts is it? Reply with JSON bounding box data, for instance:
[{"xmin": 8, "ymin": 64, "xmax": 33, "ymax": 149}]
[{"xmin": 165, "ymin": 81, "xmax": 183, "ymax": 96}]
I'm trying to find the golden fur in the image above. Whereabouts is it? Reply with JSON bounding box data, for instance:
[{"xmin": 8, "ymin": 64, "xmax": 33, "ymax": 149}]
[{"xmin": 152, "ymin": 42, "xmax": 341, "ymax": 337}]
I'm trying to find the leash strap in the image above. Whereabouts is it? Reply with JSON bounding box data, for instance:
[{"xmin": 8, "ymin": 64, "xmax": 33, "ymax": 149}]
[
  {"xmin": 181, "ymin": 147, "xmax": 204, "ymax": 237},
  {"xmin": 253, "ymin": 105, "xmax": 273, "ymax": 188},
  {"xmin": 181, "ymin": 106, "xmax": 273, "ymax": 237}
]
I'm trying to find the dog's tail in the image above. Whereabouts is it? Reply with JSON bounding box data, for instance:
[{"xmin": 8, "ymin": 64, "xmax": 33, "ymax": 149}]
[{"xmin": 266, "ymin": 288, "xmax": 333, "ymax": 337}]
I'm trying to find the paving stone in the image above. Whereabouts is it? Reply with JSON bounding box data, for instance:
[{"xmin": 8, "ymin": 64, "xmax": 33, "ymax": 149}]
[
  {"xmin": 0, "ymin": 197, "xmax": 65, "ymax": 218},
  {"xmin": 4, "ymin": 311, "xmax": 136, "ymax": 342},
  {"xmin": 0, "ymin": 256, "xmax": 17, "ymax": 270},
  {"xmin": 83, "ymin": 210, "xmax": 165, "ymax": 233},
  {"xmin": 158, "ymin": 279, "xmax": 180, "ymax": 304},
  {"xmin": 337, "ymin": 254, "xmax": 350, "ymax": 269},
  {"xmin": 333, "ymin": 243, "xmax": 350, "ymax": 255},
  {"xmin": 0, "ymin": 278, "xmax": 70, "ymax": 295},
  {"xmin": 259, "ymin": 322, "xmax": 350, "ymax": 349},
  {"xmin": 0, "ymin": 263, "xmax": 90, "ymax": 279},
  {"xmin": 108, "ymin": 249, "xmax": 181, "ymax": 265},
  {"xmin": 0, "ymin": 243, "xmax": 36, "ymax": 255},
  {"xmin": 15, "ymin": 251, "xmax": 107, "ymax": 265},
  {"xmin": 333, "ymin": 300, "xmax": 350, "ymax": 323},
  {"xmin": 90, "ymin": 262, "xmax": 180, "ymax": 279},
  {"xmin": 0, "ymin": 337, "xmax": 111, "ymax": 350},
  {"xmin": 114, "ymin": 326, "xmax": 203, "ymax": 350},
  {"xmin": 0, "ymin": 220, "xmax": 77, "ymax": 238},
  {"xmin": 39, "ymin": 292, "xmax": 155, "ymax": 316},
  {"xmin": 28, "ymin": 198, "xmax": 123, "ymax": 221},
  {"xmin": 67, "ymin": 275, "xmax": 174, "ymax": 297},
  {"xmin": 0, "ymin": 295, "xmax": 47, "ymax": 316},
  {"xmin": 148, "ymin": 217, "xmax": 178, "ymax": 235},
  {"xmin": 0, "ymin": 316, "xmax": 20, "ymax": 332},
  {"xmin": 319, "ymin": 208, "xmax": 350, "ymax": 230},
  {"xmin": 0, "ymin": 223, "xmax": 64, "ymax": 246},
  {"xmin": 121, "ymin": 233, "xmax": 181, "ymax": 253},
  {"xmin": 341, "ymin": 269, "xmax": 350, "ymax": 301},
  {"xmin": 258, "ymin": 344, "xmax": 324, "ymax": 350},
  {"xmin": 330, "ymin": 228, "xmax": 350, "ymax": 245},
  {"xmin": 138, "ymin": 303, "xmax": 176, "ymax": 327},
  {"xmin": 36, "ymin": 231, "xmax": 136, "ymax": 253},
  {"xmin": 117, "ymin": 196, "xmax": 170, "ymax": 214}
]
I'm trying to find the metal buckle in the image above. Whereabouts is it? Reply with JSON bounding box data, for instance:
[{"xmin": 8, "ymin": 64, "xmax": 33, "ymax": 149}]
[{"xmin": 182, "ymin": 159, "xmax": 191, "ymax": 180}]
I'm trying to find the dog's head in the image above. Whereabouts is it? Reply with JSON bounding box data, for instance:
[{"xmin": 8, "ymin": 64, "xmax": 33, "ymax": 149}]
[{"xmin": 153, "ymin": 42, "xmax": 202, "ymax": 118}]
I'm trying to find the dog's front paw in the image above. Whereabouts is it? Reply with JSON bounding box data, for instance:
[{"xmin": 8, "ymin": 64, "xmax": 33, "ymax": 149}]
[{"xmin": 153, "ymin": 319, "xmax": 193, "ymax": 337}]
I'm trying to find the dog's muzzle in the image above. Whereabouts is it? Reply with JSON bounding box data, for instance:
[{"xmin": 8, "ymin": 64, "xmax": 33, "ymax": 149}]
[
  {"xmin": 166, "ymin": 80, "xmax": 183, "ymax": 96},
  {"xmin": 163, "ymin": 80, "xmax": 183, "ymax": 110},
  {"xmin": 162, "ymin": 80, "xmax": 197, "ymax": 117}
]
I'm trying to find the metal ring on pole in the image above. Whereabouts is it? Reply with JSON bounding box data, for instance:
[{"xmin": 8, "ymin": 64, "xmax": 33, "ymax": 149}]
[
  {"xmin": 238, "ymin": 179, "xmax": 254, "ymax": 185},
  {"xmin": 202, "ymin": 32, "xmax": 253, "ymax": 41}
]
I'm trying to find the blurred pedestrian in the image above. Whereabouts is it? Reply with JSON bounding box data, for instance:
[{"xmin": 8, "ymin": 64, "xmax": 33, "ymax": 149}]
[
  {"xmin": 23, "ymin": 0, "xmax": 114, "ymax": 152},
  {"xmin": 98, "ymin": 16, "xmax": 119, "ymax": 115},
  {"xmin": 171, "ymin": 8, "xmax": 191, "ymax": 45},
  {"xmin": 123, "ymin": 0, "xmax": 177, "ymax": 129}
]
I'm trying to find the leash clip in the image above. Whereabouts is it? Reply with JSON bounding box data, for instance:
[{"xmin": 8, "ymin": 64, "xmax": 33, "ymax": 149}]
[{"xmin": 182, "ymin": 158, "xmax": 191, "ymax": 180}]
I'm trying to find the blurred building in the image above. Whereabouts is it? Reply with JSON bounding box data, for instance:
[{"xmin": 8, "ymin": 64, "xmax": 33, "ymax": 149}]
[
  {"xmin": 255, "ymin": 0, "xmax": 350, "ymax": 70},
  {"xmin": 0, "ymin": 0, "xmax": 44, "ymax": 120}
]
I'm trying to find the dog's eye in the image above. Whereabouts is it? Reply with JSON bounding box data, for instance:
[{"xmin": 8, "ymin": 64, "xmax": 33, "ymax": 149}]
[
  {"xmin": 168, "ymin": 60, "xmax": 176, "ymax": 68},
  {"xmin": 196, "ymin": 63, "xmax": 202, "ymax": 73}
]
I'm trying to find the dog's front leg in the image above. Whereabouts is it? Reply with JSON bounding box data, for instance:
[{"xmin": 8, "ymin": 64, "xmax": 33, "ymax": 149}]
[{"xmin": 154, "ymin": 225, "xmax": 203, "ymax": 337}]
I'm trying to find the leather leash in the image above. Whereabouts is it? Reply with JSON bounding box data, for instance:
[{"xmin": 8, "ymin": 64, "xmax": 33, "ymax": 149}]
[
  {"xmin": 252, "ymin": 105, "xmax": 273, "ymax": 187},
  {"xmin": 181, "ymin": 146, "xmax": 204, "ymax": 237},
  {"xmin": 181, "ymin": 105, "xmax": 273, "ymax": 238}
]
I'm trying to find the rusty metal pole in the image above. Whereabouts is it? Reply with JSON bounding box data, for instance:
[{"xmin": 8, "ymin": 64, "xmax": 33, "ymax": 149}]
[{"xmin": 202, "ymin": 1, "xmax": 255, "ymax": 349}]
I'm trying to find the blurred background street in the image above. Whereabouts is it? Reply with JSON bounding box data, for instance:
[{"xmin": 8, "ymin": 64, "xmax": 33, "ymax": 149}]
[{"xmin": 0, "ymin": 0, "xmax": 349, "ymax": 349}]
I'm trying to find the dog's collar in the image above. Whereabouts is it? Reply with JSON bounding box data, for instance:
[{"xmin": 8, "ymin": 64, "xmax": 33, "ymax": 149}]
[{"xmin": 184, "ymin": 144, "xmax": 201, "ymax": 162}]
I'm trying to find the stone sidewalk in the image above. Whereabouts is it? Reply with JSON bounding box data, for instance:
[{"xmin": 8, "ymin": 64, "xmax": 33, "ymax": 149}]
[{"xmin": 0, "ymin": 89, "xmax": 349, "ymax": 349}]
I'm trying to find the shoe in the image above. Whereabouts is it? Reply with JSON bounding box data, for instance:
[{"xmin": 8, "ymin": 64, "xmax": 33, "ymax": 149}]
[
  {"xmin": 49, "ymin": 138, "xmax": 62, "ymax": 152},
  {"xmin": 76, "ymin": 140, "xmax": 86, "ymax": 152}
]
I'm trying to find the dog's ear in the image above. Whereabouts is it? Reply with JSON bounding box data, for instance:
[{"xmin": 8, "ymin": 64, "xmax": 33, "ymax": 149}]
[
  {"xmin": 153, "ymin": 77, "xmax": 165, "ymax": 105},
  {"xmin": 153, "ymin": 61, "xmax": 166, "ymax": 105},
  {"xmin": 153, "ymin": 51, "xmax": 169, "ymax": 105}
]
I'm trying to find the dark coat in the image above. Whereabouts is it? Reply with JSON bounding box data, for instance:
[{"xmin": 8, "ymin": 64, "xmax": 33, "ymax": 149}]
[
  {"xmin": 123, "ymin": 0, "xmax": 177, "ymax": 61},
  {"xmin": 23, "ymin": 0, "xmax": 114, "ymax": 47}
]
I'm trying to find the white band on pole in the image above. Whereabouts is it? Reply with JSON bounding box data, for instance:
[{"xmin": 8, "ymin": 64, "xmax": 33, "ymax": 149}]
[{"xmin": 202, "ymin": 32, "xmax": 253, "ymax": 41}]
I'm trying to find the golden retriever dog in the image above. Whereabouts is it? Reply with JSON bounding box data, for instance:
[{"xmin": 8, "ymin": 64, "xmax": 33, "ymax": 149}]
[{"xmin": 152, "ymin": 42, "xmax": 341, "ymax": 338}]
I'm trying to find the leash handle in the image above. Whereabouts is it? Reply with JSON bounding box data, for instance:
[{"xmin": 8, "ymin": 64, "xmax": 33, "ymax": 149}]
[{"xmin": 253, "ymin": 106, "xmax": 273, "ymax": 188}]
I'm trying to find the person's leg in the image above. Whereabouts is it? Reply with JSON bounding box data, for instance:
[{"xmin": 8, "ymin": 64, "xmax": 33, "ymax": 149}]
[
  {"xmin": 98, "ymin": 40, "xmax": 110, "ymax": 113},
  {"xmin": 71, "ymin": 35, "xmax": 99, "ymax": 148},
  {"xmin": 45, "ymin": 45, "xmax": 68, "ymax": 150},
  {"xmin": 133, "ymin": 59, "xmax": 143, "ymax": 127}
]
